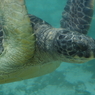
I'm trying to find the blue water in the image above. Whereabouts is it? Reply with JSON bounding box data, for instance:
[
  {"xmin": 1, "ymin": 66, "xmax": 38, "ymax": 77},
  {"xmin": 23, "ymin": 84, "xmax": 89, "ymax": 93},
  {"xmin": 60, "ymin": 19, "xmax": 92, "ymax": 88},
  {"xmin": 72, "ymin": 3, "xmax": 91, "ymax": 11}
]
[{"xmin": 0, "ymin": 0, "xmax": 95, "ymax": 95}]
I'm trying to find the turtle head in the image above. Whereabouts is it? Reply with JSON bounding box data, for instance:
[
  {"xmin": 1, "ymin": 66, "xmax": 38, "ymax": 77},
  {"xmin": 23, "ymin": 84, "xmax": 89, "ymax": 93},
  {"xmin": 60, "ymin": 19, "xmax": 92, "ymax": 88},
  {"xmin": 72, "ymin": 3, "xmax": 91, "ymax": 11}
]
[{"xmin": 53, "ymin": 29, "xmax": 95, "ymax": 63}]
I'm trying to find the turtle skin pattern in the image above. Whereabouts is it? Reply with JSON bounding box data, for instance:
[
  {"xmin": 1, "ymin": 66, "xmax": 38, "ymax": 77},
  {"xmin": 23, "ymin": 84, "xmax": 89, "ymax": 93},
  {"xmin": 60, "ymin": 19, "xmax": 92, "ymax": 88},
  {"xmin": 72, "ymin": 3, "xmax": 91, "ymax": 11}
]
[
  {"xmin": 29, "ymin": 0, "xmax": 95, "ymax": 63},
  {"xmin": 29, "ymin": 15, "xmax": 95, "ymax": 63},
  {"xmin": 60, "ymin": 0, "xmax": 94, "ymax": 34},
  {"xmin": 0, "ymin": 0, "xmax": 94, "ymax": 84}
]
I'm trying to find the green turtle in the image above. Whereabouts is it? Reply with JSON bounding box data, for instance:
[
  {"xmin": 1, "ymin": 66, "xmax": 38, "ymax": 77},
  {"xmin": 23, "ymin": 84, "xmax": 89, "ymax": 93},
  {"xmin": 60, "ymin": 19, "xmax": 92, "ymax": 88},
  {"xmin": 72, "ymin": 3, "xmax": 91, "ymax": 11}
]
[{"xmin": 0, "ymin": 0, "xmax": 95, "ymax": 84}]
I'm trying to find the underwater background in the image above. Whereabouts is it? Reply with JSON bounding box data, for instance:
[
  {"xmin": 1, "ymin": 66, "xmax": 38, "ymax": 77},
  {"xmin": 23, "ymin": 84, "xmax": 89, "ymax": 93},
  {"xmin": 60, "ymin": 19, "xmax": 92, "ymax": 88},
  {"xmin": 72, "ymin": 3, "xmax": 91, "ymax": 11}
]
[{"xmin": 0, "ymin": 0, "xmax": 95, "ymax": 95}]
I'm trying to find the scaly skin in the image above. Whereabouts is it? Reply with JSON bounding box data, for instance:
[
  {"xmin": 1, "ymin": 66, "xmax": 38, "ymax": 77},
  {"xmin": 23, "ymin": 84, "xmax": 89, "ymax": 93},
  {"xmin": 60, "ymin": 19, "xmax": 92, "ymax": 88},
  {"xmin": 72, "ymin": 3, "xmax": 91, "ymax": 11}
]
[
  {"xmin": 0, "ymin": 0, "xmax": 35, "ymax": 83},
  {"xmin": 0, "ymin": 0, "xmax": 95, "ymax": 84},
  {"xmin": 0, "ymin": 0, "xmax": 60, "ymax": 84},
  {"xmin": 60, "ymin": 0, "xmax": 94, "ymax": 34}
]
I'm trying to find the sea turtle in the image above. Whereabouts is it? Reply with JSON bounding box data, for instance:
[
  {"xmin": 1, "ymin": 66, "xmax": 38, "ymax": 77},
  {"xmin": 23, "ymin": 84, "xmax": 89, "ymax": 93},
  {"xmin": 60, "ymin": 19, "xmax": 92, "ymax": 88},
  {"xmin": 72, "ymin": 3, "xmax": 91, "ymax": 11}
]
[{"xmin": 0, "ymin": 0, "xmax": 95, "ymax": 84}]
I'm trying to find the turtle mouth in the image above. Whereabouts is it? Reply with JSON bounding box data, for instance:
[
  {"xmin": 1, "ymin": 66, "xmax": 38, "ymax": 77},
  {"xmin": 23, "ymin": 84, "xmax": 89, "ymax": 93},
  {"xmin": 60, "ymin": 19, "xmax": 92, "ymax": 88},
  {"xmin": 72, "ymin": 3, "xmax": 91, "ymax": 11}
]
[
  {"xmin": 58, "ymin": 49, "xmax": 95, "ymax": 63},
  {"xmin": 58, "ymin": 53, "xmax": 94, "ymax": 63}
]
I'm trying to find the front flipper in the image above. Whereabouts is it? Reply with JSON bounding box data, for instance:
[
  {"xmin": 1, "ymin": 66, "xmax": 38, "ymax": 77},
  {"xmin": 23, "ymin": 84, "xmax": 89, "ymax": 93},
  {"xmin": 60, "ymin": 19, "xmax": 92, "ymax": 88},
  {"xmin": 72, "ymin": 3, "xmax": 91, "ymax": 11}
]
[
  {"xmin": 60, "ymin": 0, "xmax": 94, "ymax": 34},
  {"xmin": 0, "ymin": 0, "xmax": 35, "ymax": 84}
]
